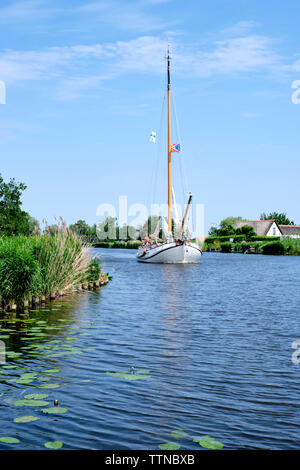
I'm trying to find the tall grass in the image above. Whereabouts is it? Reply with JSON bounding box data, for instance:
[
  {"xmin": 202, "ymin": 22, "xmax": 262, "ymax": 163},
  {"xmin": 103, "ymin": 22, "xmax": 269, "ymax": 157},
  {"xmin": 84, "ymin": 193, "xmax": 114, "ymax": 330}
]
[
  {"xmin": 36, "ymin": 220, "xmax": 91, "ymax": 295},
  {"xmin": 0, "ymin": 220, "xmax": 103, "ymax": 309}
]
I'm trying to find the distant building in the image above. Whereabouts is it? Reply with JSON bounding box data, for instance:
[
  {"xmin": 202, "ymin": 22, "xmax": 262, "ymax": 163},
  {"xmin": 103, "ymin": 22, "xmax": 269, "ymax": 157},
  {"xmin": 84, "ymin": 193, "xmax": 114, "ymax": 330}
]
[
  {"xmin": 233, "ymin": 220, "xmax": 282, "ymax": 237},
  {"xmin": 279, "ymin": 225, "xmax": 300, "ymax": 239}
]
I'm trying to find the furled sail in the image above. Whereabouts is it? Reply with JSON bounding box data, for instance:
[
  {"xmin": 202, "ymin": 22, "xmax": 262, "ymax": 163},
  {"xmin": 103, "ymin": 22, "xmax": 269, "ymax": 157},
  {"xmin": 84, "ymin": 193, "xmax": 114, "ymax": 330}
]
[{"xmin": 150, "ymin": 217, "xmax": 172, "ymax": 242}]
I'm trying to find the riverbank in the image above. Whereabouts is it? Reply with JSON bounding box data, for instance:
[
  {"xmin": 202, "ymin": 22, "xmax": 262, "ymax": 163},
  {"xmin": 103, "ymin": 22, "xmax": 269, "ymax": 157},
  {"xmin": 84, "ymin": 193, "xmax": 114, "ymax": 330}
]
[
  {"xmin": 93, "ymin": 240, "xmax": 142, "ymax": 249},
  {"xmin": 204, "ymin": 237, "xmax": 300, "ymax": 256},
  {"xmin": 0, "ymin": 225, "xmax": 108, "ymax": 312}
]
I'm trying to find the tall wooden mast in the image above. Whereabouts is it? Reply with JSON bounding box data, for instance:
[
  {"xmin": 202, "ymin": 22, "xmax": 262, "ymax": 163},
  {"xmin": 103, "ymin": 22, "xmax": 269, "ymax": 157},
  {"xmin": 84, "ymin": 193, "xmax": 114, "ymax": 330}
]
[{"xmin": 167, "ymin": 41, "xmax": 172, "ymax": 234}]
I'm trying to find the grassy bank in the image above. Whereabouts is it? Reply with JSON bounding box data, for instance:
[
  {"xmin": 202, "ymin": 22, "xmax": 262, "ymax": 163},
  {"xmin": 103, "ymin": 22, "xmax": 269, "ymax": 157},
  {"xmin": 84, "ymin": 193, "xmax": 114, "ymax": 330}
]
[
  {"xmin": 204, "ymin": 237, "xmax": 300, "ymax": 256},
  {"xmin": 93, "ymin": 240, "xmax": 142, "ymax": 249},
  {"xmin": 0, "ymin": 224, "xmax": 106, "ymax": 311}
]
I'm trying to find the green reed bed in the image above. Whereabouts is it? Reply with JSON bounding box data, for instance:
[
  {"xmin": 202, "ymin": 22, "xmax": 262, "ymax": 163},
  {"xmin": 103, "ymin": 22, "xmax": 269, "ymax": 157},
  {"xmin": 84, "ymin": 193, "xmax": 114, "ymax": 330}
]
[{"xmin": 0, "ymin": 224, "xmax": 104, "ymax": 310}]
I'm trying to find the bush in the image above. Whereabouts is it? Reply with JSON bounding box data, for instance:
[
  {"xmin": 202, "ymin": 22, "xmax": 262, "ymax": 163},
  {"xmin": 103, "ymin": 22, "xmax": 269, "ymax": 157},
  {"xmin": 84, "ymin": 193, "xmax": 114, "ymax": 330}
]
[
  {"xmin": 0, "ymin": 221, "xmax": 101, "ymax": 307},
  {"xmin": 0, "ymin": 237, "xmax": 41, "ymax": 305},
  {"xmin": 220, "ymin": 242, "xmax": 232, "ymax": 253},
  {"xmin": 261, "ymin": 241, "xmax": 285, "ymax": 256},
  {"xmin": 86, "ymin": 258, "xmax": 101, "ymax": 282}
]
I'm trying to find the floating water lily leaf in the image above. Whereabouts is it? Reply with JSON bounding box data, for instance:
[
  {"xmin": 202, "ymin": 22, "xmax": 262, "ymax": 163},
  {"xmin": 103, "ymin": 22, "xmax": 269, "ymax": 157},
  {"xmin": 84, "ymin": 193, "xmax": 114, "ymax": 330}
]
[
  {"xmin": 171, "ymin": 429, "xmax": 188, "ymax": 439},
  {"xmin": 44, "ymin": 369, "xmax": 60, "ymax": 374},
  {"xmin": 8, "ymin": 378, "xmax": 34, "ymax": 385},
  {"xmin": 20, "ymin": 373, "xmax": 37, "ymax": 379},
  {"xmin": 0, "ymin": 335, "xmax": 10, "ymax": 339},
  {"xmin": 44, "ymin": 441, "xmax": 63, "ymax": 449},
  {"xmin": 14, "ymin": 416, "xmax": 39, "ymax": 423},
  {"xmin": 193, "ymin": 435, "xmax": 224, "ymax": 449},
  {"xmin": 106, "ymin": 371, "xmax": 151, "ymax": 381},
  {"xmin": 14, "ymin": 399, "xmax": 49, "ymax": 407},
  {"xmin": 38, "ymin": 384, "xmax": 60, "ymax": 389},
  {"xmin": 158, "ymin": 442, "xmax": 181, "ymax": 450},
  {"xmin": 41, "ymin": 407, "xmax": 68, "ymax": 414},
  {"xmin": 24, "ymin": 393, "xmax": 49, "ymax": 400},
  {"xmin": 37, "ymin": 376, "xmax": 51, "ymax": 382},
  {"xmin": 0, "ymin": 437, "xmax": 20, "ymax": 444}
]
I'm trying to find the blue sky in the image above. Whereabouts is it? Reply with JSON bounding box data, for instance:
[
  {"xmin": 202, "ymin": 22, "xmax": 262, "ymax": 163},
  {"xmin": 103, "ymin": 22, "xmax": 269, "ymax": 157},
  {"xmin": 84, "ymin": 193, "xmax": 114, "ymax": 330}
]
[{"xmin": 0, "ymin": 0, "xmax": 299, "ymax": 234}]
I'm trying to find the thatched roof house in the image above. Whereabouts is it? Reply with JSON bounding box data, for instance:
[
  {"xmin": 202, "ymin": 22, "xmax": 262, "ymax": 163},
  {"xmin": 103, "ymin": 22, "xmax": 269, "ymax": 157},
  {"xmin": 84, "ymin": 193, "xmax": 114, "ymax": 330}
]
[
  {"xmin": 279, "ymin": 225, "xmax": 300, "ymax": 238},
  {"xmin": 234, "ymin": 220, "xmax": 282, "ymax": 237}
]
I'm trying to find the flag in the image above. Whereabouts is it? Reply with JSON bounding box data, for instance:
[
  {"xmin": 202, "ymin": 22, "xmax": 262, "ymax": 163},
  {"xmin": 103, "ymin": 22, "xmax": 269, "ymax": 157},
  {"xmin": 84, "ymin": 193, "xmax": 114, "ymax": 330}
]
[
  {"xmin": 171, "ymin": 143, "xmax": 181, "ymax": 153},
  {"xmin": 150, "ymin": 131, "xmax": 157, "ymax": 143}
]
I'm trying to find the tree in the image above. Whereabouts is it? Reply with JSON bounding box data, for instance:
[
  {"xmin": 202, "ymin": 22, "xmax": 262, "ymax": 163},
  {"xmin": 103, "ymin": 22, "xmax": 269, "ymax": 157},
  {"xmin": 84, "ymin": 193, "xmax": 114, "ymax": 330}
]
[
  {"xmin": 0, "ymin": 174, "xmax": 30, "ymax": 236},
  {"xmin": 260, "ymin": 212, "xmax": 295, "ymax": 225},
  {"xmin": 208, "ymin": 226, "xmax": 219, "ymax": 237},
  {"xmin": 218, "ymin": 224, "xmax": 236, "ymax": 236},
  {"xmin": 220, "ymin": 216, "xmax": 243, "ymax": 228},
  {"xmin": 26, "ymin": 215, "xmax": 40, "ymax": 235},
  {"xmin": 235, "ymin": 225, "xmax": 256, "ymax": 240}
]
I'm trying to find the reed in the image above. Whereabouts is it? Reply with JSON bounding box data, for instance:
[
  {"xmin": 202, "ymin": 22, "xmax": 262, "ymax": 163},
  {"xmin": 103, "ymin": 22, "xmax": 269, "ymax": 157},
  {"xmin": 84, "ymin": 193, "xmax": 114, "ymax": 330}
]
[{"xmin": 0, "ymin": 219, "xmax": 102, "ymax": 309}]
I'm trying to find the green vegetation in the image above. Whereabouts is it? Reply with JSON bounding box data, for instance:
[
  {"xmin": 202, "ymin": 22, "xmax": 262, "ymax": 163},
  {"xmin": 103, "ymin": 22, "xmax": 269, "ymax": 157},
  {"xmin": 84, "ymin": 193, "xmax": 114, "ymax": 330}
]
[
  {"xmin": 0, "ymin": 173, "xmax": 39, "ymax": 236},
  {"xmin": 94, "ymin": 240, "xmax": 142, "ymax": 249},
  {"xmin": 70, "ymin": 217, "xmax": 139, "ymax": 244},
  {"xmin": 0, "ymin": 222, "xmax": 104, "ymax": 310},
  {"xmin": 260, "ymin": 212, "xmax": 295, "ymax": 225},
  {"xmin": 261, "ymin": 241, "xmax": 285, "ymax": 256},
  {"xmin": 205, "ymin": 237, "xmax": 300, "ymax": 256}
]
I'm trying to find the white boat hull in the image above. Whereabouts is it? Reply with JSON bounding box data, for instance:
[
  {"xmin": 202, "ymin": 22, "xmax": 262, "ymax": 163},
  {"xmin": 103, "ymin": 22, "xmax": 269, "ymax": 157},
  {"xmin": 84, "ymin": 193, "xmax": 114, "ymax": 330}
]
[{"xmin": 136, "ymin": 241, "xmax": 202, "ymax": 264}]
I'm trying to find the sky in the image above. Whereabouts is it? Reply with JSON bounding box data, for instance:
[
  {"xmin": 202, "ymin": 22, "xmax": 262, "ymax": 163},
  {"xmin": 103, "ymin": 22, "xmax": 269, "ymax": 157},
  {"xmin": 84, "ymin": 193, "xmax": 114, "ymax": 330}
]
[{"xmin": 0, "ymin": 0, "xmax": 300, "ymax": 235}]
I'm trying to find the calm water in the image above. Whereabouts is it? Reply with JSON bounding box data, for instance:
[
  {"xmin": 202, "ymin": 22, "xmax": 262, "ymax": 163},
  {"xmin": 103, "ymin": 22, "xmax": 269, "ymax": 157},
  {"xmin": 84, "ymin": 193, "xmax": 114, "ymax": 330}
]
[{"xmin": 0, "ymin": 250, "xmax": 299, "ymax": 450}]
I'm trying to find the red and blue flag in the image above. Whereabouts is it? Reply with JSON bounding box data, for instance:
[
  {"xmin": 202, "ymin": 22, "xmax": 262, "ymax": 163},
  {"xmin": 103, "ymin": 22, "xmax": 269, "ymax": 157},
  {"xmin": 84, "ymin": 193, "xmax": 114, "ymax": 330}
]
[{"xmin": 171, "ymin": 143, "xmax": 181, "ymax": 153}]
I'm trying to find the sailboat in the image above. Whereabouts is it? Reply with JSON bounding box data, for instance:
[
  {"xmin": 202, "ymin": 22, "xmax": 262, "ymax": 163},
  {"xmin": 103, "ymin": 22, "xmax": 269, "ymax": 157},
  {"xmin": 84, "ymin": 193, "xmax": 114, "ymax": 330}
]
[{"xmin": 136, "ymin": 44, "xmax": 202, "ymax": 264}]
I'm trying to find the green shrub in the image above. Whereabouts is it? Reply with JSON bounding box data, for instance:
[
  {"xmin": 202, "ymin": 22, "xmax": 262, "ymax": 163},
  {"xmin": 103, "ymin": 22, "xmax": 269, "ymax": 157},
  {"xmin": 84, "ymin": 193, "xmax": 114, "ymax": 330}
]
[
  {"xmin": 220, "ymin": 242, "xmax": 232, "ymax": 253},
  {"xmin": 86, "ymin": 258, "xmax": 101, "ymax": 282},
  {"xmin": 281, "ymin": 238, "xmax": 300, "ymax": 256},
  {"xmin": 0, "ymin": 237, "xmax": 41, "ymax": 305},
  {"xmin": 261, "ymin": 241, "xmax": 285, "ymax": 256}
]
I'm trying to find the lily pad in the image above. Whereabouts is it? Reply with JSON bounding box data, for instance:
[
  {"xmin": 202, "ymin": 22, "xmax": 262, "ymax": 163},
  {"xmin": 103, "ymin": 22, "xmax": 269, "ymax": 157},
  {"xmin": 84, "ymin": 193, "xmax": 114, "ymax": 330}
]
[
  {"xmin": 14, "ymin": 416, "xmax": 39, "ymax": 423},
  {"xmin": 41, "ymin": 407, "xmax": 68, "ymax": 414},
  {"xmin": 7, "ymin": 378, "xmax": 34, "ymax": 385},
  {"xmin": 193, "ymin": 435, "xmax": 224, "ymax": 449},
  {"xmin": 171, "ymin": 429, "xmax": 188, "ymax": 439},
  {"xmin": 44, "ymin": 369, "xmax": 60, "ymax": 374},
  {"xmin": 14, "ymin": 399, "xmax": 49, "ymax": 407},
  {"xmin": 106, "ymin": 371, "xmax": 151, "ymax": 381},
  {"xmin": 158, "ymin": 442, "xmax": 181, "ymax": 450},
  {"xmin": 0, "ymin": 437, "xmax": 20, "ymax": 444},
  {"xmin": 38, "ymin": 383, "xmax": 60, "ymax": 389},
  {"xmin": 24, "ymin": 393, "xmax": 49, "ymax": 400},
  {"xmin": 44, "ymin": 441, "xmax": 63, "ymax": 449}
]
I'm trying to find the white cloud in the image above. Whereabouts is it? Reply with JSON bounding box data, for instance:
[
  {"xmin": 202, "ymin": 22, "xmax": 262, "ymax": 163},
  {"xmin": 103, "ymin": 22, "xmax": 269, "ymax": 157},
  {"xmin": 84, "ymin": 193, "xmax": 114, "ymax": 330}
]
[{"xmin": 0, "ymin": 24, "xmax": 298, "ymax": 98}]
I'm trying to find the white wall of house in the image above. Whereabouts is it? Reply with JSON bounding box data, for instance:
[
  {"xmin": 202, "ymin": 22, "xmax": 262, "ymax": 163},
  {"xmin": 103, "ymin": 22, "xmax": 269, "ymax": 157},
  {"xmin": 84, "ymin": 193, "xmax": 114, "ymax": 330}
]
[{"xmin": 266, "ymin": 222, "xmax": 282, "ymax": 237}]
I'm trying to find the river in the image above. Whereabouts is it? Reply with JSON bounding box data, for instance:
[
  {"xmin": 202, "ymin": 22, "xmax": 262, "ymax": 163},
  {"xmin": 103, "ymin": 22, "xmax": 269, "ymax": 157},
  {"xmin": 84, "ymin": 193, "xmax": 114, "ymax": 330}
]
[{"xmin": 0, "ymin": 250, "xmax": 299, "ymax": 449}]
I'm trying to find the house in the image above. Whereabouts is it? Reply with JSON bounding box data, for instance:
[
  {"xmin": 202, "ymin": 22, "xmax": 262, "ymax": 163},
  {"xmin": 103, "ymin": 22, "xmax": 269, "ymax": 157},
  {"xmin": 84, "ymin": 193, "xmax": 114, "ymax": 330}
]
[
  {"xmin": 279, "ymin": 225, "xmax": 300, "ymax": 239},
  {"xmin": 233, "ymin": 220, "xmax": 282, "ymax": 237}
]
